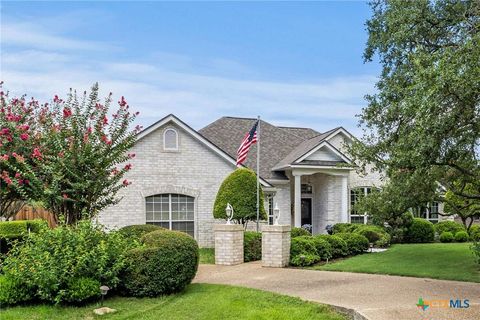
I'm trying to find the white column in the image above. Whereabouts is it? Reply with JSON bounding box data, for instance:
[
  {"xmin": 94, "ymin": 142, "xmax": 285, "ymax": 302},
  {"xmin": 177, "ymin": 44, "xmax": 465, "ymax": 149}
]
[
  {"xmin": 294, "ymin": 174, "xmax": 302, "ymax": 227},
  {"xmin": 341, "ymin": 175, "xmax": 348, "ymax": 223}
]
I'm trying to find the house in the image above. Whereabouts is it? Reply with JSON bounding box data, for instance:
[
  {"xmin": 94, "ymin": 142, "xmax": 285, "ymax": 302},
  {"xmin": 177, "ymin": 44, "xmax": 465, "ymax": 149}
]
[{"xmin": 98, "ymin": 114, "xmax": 446, "ymax": 247}]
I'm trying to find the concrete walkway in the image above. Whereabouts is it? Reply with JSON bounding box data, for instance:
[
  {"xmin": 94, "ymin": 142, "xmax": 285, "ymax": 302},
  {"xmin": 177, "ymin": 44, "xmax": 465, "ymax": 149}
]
[{"xmin": 194, "ymin": 262, "xmax": 480, "ymax": 320}]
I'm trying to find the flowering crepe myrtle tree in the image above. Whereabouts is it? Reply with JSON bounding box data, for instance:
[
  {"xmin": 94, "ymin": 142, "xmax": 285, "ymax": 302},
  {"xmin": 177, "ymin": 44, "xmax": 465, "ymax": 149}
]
[
  {"xmin": 0, "ymin": 82, "xmax": 142, "ymax": 224},
  {"xmin": 0, "ymin": 85, "xmax": 45, "ymax": 218}
]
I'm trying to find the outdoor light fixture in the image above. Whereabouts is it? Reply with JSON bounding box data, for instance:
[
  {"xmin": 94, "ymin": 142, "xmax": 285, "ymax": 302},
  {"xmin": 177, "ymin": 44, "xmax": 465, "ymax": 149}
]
[
  {"xmin": 273, "ymin": 203, "xmax": 280, "ymax": 225},
  {"xmin": 225, "ymin": 203, "xmax": 234, "ymax": 224},
  {"xmin": 100, "ymin": 285, "xmax": 110, "ymax": 306}
]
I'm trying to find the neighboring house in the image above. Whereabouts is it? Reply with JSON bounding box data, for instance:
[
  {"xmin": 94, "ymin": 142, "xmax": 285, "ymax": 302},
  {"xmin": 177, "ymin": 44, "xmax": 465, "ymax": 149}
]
[{"xmin": 98, "ymin": 114, "xmax": 445, "ymax": 247}]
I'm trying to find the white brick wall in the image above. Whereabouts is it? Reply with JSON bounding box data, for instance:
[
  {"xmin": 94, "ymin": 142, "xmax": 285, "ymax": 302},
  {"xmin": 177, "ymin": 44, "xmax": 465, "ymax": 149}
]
[{"xmin": 98, "ymin": 120, "xmax": 234, "ymax": 247}]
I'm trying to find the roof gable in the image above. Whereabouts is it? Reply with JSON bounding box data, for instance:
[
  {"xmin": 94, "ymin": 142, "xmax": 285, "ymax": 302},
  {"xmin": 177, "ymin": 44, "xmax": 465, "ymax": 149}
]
[{"xmin": 295, "ymin": 141, "xmax": 352, "ymax": 164}]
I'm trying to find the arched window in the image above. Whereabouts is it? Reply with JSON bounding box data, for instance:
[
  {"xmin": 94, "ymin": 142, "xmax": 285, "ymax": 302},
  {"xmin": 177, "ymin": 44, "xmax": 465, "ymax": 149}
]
[
  {"xmin": 146, "ymin": 194, "xmax": 194, "ymax": 237},
  {"xmin": 163, "ymin": 128, "xmax": 178, "ymax": 150},
  {"xmin": 350, "ymin": 186, "xmax": 378, "ymax": 224}
]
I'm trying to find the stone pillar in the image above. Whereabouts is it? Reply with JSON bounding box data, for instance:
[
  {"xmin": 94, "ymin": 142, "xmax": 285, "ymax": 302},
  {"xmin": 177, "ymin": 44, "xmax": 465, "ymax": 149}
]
[
  {"xmin": 214, "ymin": 224, "xmax": 244, "ymax": 265},
  {"xmin": 261, "ymin": 225, "xmax": 291, "ymax": 267},
  {"xmin": 340, "ymin": 175, "xmax": 349, "ymax": 223},
  {"xmin": 294, "ymin": 174, "xmax": 302, "ymax": 227}
]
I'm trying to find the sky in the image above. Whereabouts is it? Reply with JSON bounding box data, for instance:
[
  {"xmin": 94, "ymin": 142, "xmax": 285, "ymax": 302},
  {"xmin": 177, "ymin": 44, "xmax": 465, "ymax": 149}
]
[{"xmin": 1, "ymin": 1, "xmax": 380, "ymax": 135}]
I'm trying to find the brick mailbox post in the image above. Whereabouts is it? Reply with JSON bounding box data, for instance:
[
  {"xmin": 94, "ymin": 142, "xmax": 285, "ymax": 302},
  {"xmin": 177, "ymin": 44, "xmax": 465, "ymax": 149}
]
[
  {"xmin": 261, "ymin": 225, "xmax": 291, "ymax": 267},
  {"xmin": 214, "ymin": 224, "xmax": 244, "ymax": 265}
]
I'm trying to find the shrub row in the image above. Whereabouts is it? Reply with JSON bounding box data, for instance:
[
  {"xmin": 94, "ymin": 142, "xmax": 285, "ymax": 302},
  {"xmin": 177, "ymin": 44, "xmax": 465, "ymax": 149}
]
[
  {"xmin": 0, "ymin": 220, "xmax": 48, "ymax": 254},
  {"xmin": 331, "ymin": 223, "xmax": 391, "ymax": 247},
  {"xmin": 244, "ymin": 231, "xmax": 262, "ymax": 262}
]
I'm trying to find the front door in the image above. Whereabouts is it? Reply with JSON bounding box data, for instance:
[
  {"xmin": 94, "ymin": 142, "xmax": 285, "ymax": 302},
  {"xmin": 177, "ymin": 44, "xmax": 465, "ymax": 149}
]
[{"xmin": 301, "ymin": 198, "xmax": 312, "ymax": 227}]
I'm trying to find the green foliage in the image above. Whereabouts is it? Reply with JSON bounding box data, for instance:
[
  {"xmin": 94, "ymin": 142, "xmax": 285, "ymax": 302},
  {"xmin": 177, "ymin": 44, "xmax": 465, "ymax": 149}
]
[
  {"xmin": 332, "ymin": 223, "xmax": 359, "ymax": 234},
  {"xmin": 213, "ymin": 168, "xmax": 266, "ymax": 225},
  {"xmin": 0, "ymin": 220, "xmax": 28, "ymax": 235},
  {"xmin": 0, "ymin": 275, "xmax": 32, "ymax": 306},
  {"xmin": 244, "ymin": 231, "xmax": 262, "ymax": 262},
  {"xmin": 469, "ymin": 225, "xmax": 480, "ymax": 241},
  {"xmin": 1, "ymin": 221, "xmax": 134, "ymax": 305},
  {"xmin": 118, "ymin": 224, "xmax": 164, "ymax": 240},
  {"xmin": 353, "ymin": 225, "xmax": 386, "ymax": 243},
  {"xmin": 121, "ymin": 229, "xmax": 199, "ymax": 297},
  {"xmin": 0, "ymin": 220, "xmax": 47, "ymax": 254},
  {"xmin": 335, "ymin": 233, "xmax": 369, "ymax": 255},
  {"xmin": 471, "ymin": 241, "xmax": 480, "ymax": 265},
  {"xmin": 434, "ymin": 221, "xmax": 465, "ymax": 236},
  {"xmin": 405, "ymin": 218, "xmax": 435, "ymax": 243},
  {"xmin": 309, "ymin": 237, "xmax": 332, "ymax": 261},
  {"xmin": 454, "ymin": 231, "xmax": 469, "ymax": 243},
  {"xmin": 439, "ymin": 231, "xmax": 454, "ymax": 243},
  {"xmin": 350, "ymin": 0, "xmax": 480, "ymax": 226},
  {"xmin": 25, "ymin": 219, "xmax": 48, "ymax": 232},
  {"xmin": 314, "ymin": 235, "xmax": 348, "ymax": 259},
  {"xmin": 290, "ymin": 237, "xmax": 319, "ymax": 266},
  {"xmin": 63, "ymin": 277, "xmax": 101, "ymax": 304},
  {"xmin": 444, "ymin": 184, "xmax": 480, "ymax": 230},
  {"xmin": 291, "ymin": 227, "xmax": 311, "ymax": 238}
]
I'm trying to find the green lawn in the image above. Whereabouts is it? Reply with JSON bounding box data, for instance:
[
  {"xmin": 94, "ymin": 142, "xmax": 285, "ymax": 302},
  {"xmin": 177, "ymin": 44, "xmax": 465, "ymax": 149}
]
[
  {"xmin": 199, "ymin": 248, "xmax": 214, "ymax": 264},
  {"xmin": 0, "ymin": 284, "xmax": 346, "ymax": 320},
  {"xmin": 313, "ymin": 243, "xmax": 480, "ymax": 282}
]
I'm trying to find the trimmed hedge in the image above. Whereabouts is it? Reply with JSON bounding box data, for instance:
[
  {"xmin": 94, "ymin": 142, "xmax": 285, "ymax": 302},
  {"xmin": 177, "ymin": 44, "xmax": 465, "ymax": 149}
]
[
  {"xmin": 439, "ymin": 231, "xmax": 454, "ymax": 243},
  {"xmin": 290, "ymin": 237, "xmax": 319, "ymax": 266},
  {"xmin": 454, "ymin": 231, "xmax": 469, "ymax": 242},
  {"xmin": 118, "ymin": 224, "xmax": 164, "ymax": 240},
  {"xmin": 353, "ymin": 225, "xmax": 391, "ymax": 247},
  {"xmin": 335, "ymin": 233, "xmax": 369, "ymax": 255},
  {"xmin": 469, "ymin": 225, "xmax": 480, "ymax": 241},
  {"xmin": 0, "ymin": 220, "xmax": 48, "ymax": 254},
  {"xmin": 291, "ymin": 227, "xmax": 311, "ymax": 238},
  {"xmin": 404, "ymin": 218, "xmax": 434, "ymax": 243},
  {"xmin": 314, "ymin": 234, "xmax": 348, "ymax": 258},
  {"xmin": 310, "ymin": 237, "xmax": 332, "ymax": 261},
  {"xmin": 244, "ymin": 231, "xmax": 262, "ymax": 262},
  {"xmin": 434, "ymin": 221, "xmax": 465, "ymax": 236},
  {"xmin": 121, "ymin": 229, "xmax": 199, "ymax": 297},
  {"xmin": 332, "ymin": 223, "xmax": 359, "ymax": 234}
]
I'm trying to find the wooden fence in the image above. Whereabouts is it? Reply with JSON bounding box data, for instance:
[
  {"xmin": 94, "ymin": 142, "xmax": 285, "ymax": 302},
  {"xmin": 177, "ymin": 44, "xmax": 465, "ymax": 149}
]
[{"xmin": 13, "ymin": 206, "xmax": 57, "ymax": 227}]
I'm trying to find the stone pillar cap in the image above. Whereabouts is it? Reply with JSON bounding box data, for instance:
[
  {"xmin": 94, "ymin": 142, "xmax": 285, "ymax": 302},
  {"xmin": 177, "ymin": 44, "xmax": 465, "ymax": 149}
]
[
  {"xmin": 261, "ymin": 225, "xmax": 291, "ymax": 232},
  {"xmin": 213, "ymin": 224, "xmax": 244, "ymax": 231}
]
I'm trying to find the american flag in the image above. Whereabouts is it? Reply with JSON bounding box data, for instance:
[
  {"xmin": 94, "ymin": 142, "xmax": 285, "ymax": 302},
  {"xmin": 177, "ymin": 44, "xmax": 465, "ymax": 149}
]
[{"xmin": 236, "ymin": 120, "xmax": 258, "ymax": 167}]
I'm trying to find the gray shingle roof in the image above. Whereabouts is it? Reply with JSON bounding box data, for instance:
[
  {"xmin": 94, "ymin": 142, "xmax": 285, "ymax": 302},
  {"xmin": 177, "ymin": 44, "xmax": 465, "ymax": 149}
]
[{"xmin": 278, "ymin": 127, "xmax": 320, "ymax": 140}]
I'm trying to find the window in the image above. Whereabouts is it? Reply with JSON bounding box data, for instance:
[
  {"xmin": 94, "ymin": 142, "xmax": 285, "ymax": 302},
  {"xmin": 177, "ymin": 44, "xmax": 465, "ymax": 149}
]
[
  {"xmin": 164, "ymin": 128, "xmax": 178, "ymax": 150},
  {"xmin": 350, "ymin": 187, "xmax": 376, "ymax": 224},
  {"xmin": 146, "ymin": 194, "xmax": 194, "ymax": 237},
  {"xmin": 266, "ymin": 195, "xmax": 274, "ymax": 225},
  {"xmin": 412, "ymin": 202, "xmax": 439, "ymax": 223}
]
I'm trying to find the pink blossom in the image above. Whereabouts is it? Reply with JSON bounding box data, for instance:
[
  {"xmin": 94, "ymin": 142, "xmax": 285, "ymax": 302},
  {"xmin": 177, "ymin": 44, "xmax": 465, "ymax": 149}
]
[
  {"xmin": 119, "ymin": 96, "xmax": 127, "ymax": 107},
  {"xmin": 0, "ymin": 154, "xmax": 9, "ymax": 161},
  {"xmin": 124, "ymin": 164, "xmax": 132, "ymax": 171},
  {"xmin": 111, "ymin": 167, "xmax": 119, "ymax": 175},
  {"xmin": 63, "ymin": 108, "xmax": 72, "ymax": 118},
  {"xmin": 63, "ymin": 194, "xmax": 68, "ymax": 199},
  {"xmin": 122, "ymin": 179, "xmax": 131, "ymax": 186},
  {"xmin": 128, "ymin": 153, "xmax": 136, "ymax": 159},
  {"xmin": 103, "ymin": 116, "xmax": 108, "ymax": 125},
  {"xmin": 58, "ymin": 151, "xmax": 64, "ymax": 158},
  {"xmin": 0, "ymin": 128, "xmax": 10, "ymax": 135},
  {"xmin": 20, "ymin": 133, "xmax": 29, "ymax": 141},
  {"xmin": 15, "ymin": 173, "xmax": 21, "ymax": 178},
  {"xmin": 53, "ymin": 95, "xmax": 62, "ymax": 103},
  {"xmin": 32, "ymin": 148, "xmax": 42, "ymax": 160},
  {"xmin": 17, "ymin": 124, "xmax": 29, "ymax": 131}
]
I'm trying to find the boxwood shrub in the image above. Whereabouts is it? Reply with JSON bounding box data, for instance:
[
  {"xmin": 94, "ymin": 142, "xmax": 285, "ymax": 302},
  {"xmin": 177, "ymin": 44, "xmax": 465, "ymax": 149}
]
[
  {"xmin": 121, "ymin": 229, "xmax": 199, "ymax": 297},
  {"xmin": 454, "ymin": 231, "xmax": 469, "ymax": 242},
  {"xmin": 314, "ymin": 234, "xmax": 348, "ymax": 258},
  {"xmin": 290, "ymin": 237, "xmax": 319, "ymax": 266},
  {"xmin": 291, "ymin": 227, "xmax": 311, "ymax": 238},
  {"xmin": 310, "ymin": 236, "xmax": 332, "ymax": 261},
  {"xmin": 439, "ymin": 231, "xmax": 454, "ymax": 243},
  {"xmin": 434, "ymin": 221, "xmax": 465, "ymax": 236},
  {"xmin": 404, "ymin": 218, "xmax": 435, "ymax": 243},
  {"xmin": 469, "ymin": 225, "xmax": 480, "ymax": 241},
  {"xmin": 335, "ymin": 233, "xmax": 369, "ymax": 255},
  {"xmin": 118, "ymin": 224, "xmax": 164, "ymax": 240},
  {"xmin": 244, "ymin": 231, "xmax": 262, "ymax": 262},
  {"xmin": 353, "ymin": 225, "xmax": 390, "ymax": 247},
  {"xmin": 332, "ymin": 223, "xmax": 360, "ymax": 234},
  {"xmin": 0, "ymin": 220, "xmax": 48, "ymax": 254}
]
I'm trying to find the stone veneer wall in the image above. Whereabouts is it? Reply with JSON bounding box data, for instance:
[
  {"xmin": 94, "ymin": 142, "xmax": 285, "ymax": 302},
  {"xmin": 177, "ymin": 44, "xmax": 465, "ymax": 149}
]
[
  {"xmin": 214, "ymin": 224, "xmax": 244, "ymax": 265},
  {"xmin": 261, "ymin": 225, "xmax": 291, "ymax": 267}
]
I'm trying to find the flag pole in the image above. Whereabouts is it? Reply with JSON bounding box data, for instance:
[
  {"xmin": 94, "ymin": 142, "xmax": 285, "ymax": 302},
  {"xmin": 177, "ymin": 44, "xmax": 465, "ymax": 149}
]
[{"xmin": 256, "ymin": 115, "xmax": 260, "ymax": 232}]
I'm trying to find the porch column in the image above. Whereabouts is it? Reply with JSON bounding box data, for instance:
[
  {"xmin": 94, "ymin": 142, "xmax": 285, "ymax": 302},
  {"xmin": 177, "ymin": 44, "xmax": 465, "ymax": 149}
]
[
  {"xmin": 341, "ymin": 175, "xmax": 348, "ymax": 223},
  {"xmin": 294, "ymin": 173, "xmax": 302, "ymax": 227}
]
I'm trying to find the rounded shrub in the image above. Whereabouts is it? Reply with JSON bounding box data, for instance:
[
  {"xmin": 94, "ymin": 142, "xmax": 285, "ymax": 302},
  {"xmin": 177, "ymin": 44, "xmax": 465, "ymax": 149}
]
[
  {"xmin": 454, "ymin": 231, "xmax": 469, "ymax": 243},
  {"xmin": 353, "ymin": 225, "xmax": 390, "ymax": 246},
  {"xmin": 314, "ymin": 234, "xmax": 348, "ymax": 258},
  {"xmin": 63, "ymin": 277, "xmax": 101, "ymax": 303},
  {"xmin": 291, "ymin": 227, "xmax": 311, "ymax": 238},
  {"xmin": 332, "ymin": 223, "xmax": 359, "ymax": 234},
  {"xmin": 439, "ymin": 231, "xmax": 454, "ymax": 243},
  {"xmin": 434, "ymin": 221, "xmax": 465, "ymax": 236},
  {"xmin": 404, "ymin": 218, "xmax": 434, "ymax": 243},
  {"xmin": 213, "ymin": 168, "xmax": 266, "ymax": 224},
  {"xmin": 290, "ymin": 237, "xmax": 319, "ymax": 266},
  {"xmin": 0, "ymin": 275, "xmax": 31, "ymax": 306},
  {"xmin": 122, "ymin": 229, "xmax": 199, "ymax": 297},
  {"xmin": 468, "ymin": 225, "xmax": 480, "ymax": 241},
  {"xmin": 310, "ymin": 237, "xmax": 332, "ymax": 261},
  {"xmin": 119, "ymin": 224, "xmax": 164, "ymax": 240},
  {"xmin": 244, "ymin": 231, "xmax": 262, "ymax": 262},
  {"xmin": 335, "ymin": 233, "xmax": 369, "ymax": 255}
]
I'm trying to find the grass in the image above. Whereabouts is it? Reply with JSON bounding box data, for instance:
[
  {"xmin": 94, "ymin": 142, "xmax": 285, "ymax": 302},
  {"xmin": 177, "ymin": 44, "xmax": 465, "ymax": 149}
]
[
  {"xmin": 313, "ymin": 243, "xmax": 480, "ymax": 283},
  {"xmin": 199, "ymin": 248, "xmax": 214, "ymax": 264},
  {"xmin": 0, "ymin": 284, "xmax": 346, "ymax": 320}
]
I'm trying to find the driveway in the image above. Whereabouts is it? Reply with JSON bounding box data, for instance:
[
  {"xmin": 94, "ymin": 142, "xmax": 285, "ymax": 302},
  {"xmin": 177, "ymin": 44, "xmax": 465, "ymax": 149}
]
[{"xmin": 194, "ymin": 262, "xmax": 479, "ymax": 320}]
